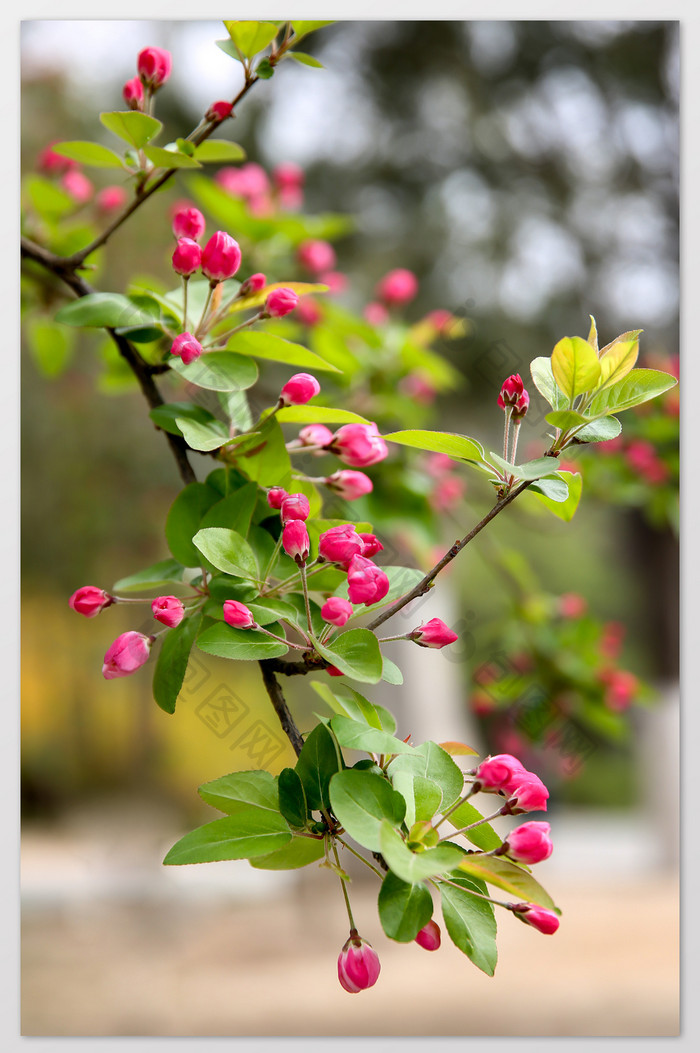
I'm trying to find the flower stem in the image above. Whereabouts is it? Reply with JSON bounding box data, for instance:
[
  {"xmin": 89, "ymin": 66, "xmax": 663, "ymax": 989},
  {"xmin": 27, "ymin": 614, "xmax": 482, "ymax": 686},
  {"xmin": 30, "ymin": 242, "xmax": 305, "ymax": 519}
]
[
  {"xmin": 336, "ymin": 836, "xmax": 384, "ymax": 878},
  {"xmin": 195, "ymin": 283, "xmax": 215, "ymax": 338},
  {"xmin": 182, "ymin": 276, "xmax": 189, "ymax": 332},
  {"xmin": 439, "ymin": 805, "xmax": 506, "ymax": 841},
  {"xmin": 299, "ymin": 563, "xmax": 314, "ymax": 636},
  {"xmin": 332, "ymin": 841, "xmax": 356, "ymax": 931}
]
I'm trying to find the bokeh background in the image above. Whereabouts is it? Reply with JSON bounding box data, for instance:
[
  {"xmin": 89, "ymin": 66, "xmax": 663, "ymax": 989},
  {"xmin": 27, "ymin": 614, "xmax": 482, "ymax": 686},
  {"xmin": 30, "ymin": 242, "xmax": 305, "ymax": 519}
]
[{"xmin": 21, "ymin": 20, "xmax": 679, "ymax": 1037}]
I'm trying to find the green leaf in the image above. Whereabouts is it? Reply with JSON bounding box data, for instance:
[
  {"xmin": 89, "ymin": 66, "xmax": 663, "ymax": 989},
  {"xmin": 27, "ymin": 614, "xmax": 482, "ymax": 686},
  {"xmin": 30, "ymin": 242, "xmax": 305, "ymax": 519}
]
[
  {"xmin": 329, "ymin": 770, "xmax": 406, "ymax": 852},
  {"xmin": 379, "ymin": 821, "xmax": 464, "ymax": 884},
  {"xmin": 551, "ymin": 336, "xmax": 602, "ymax": 401},
  {"xmin": 587, "ymin": 368, "xmax": 677, "ymax": 417},
  {"xmin": 382, "ymin": 430, "xmax": 485, "ymax": 463},
  {"xmin": 596, "ymin": 336, "xmax": 640, "ymax": 390},
  {"xmin": 165, "ymin": 483, "xmax": 220, "ymax": 567},
  {"xmin": 329, "ymin": 716, "xmax": 415, "ymax": 757},
  {"xmin": 24, "ymin": 175, "xmax": 74, "ymax": 219},
  {"xmin": 26, "ymin": 316, "xmax": 75, "ymax": 377},
  {"xmin": 574, "ymin": 416, "xmax": 622, "ymax": 443},
  {"xmin": 276, "ymin": 406, "xmax": 370, "ymax": 425},
  {"xmin": 527, "ymin": 470, "xmax": 582, "ymax": 522},
  {"xmin": 163, "ymin": 809, "xmax": 291, "ymax": 864},
  {"xmin": 197, "ymin": 621, "xmax": 288, "ymax": 660},
  {"xmin": 198, "ymin": 769, "xmax": 279, "ymax": 815},
  {"xmin": 277, "ymin": 768, "xmax": 308, "ymax": 829},
  {"xmin": 193, "ymin": 140, "xmax": 246, "ymax": 164},
  {"xmin": 456, "ymin": 855, "xmax": 558, "ymax": 910},
  {"xmin": 390, "ymin": 771, "xmax": 443, "ymax": 829},
  {"xmin": 226, "ymin": 331, "xmax": 342, "ymax": 373},
  {"xmin": 295, "ymin": 722, "xmax": 343, "ymax": 811},
  {"xmin": 587, "ymin": 315, "xmax": 599, "ymax": 353},
  {"xmin": 310, "ymin": 681, "xmax": 396, "ymax": 732},
  {"xmin": 143, "ymin": 145, "xmax": 203, "ymax": 170},
  {"xmin": 224, "ymin": 20, "xmax": 279, "ymax": 58},
  {"xmin": 381, "ymin": 657, "xmax": 404, "ymax": 685},
  {"xmin": 313, "ymin": 628, "xmax": 384, "ymax": 684},
  {"xmin": 388, "ymin": 742, "xmax": 464, "ymax": 811},
  {"xmin": 113, "ymin": 558, "xmax": 184, "ymax": 593},
  {"xmin": 100, "ymin": 110, "xmax": 162, "ymax": 149},
  {"xmin": 153, "ymin": 611, "xmax": 203, "ymax": 714},
  {"xmin": 378, "ymin": 873, "xmax": 433, "ymax": 942},
  {"xmin": 487, "ymin": 452, "xmax": 561, "ymax": 481},
  {"xmin": 249, "ymin": 835, "xmax": 326, "ymax": 870},
  {"xmin": 55, "ymin": 292, "xmax": 157, "ymax": 330},
  {"xmin": 530, "ymin": 356, "xmax": 567, "ymax": 411},
  {"xmin": 440, "ymin": 875, "xmax": 498, "ymax": 976},
  {"xmin": 175, "ymin": 417, "xmax": 231, "ymax": 452},
  {"xmin": 545, "ymin": 410, "xmax": 590, "ymax": 432},
  {"xmin": 291, "ymin": 20, "xmax": 335, "ymax": 40},
  {"xmin": 289, "ymin": 51, "xmax": 324, "ymax": 68},
  {"xmin": 50, "ymin": 140, "xmax": 127, "ymax": 169},
  {"xmin": 444, "ymin": 801, "xmax": 502, "ymax": 852},
  {"xmin": 528, "ymin": 475, "xmax": 569, "ymax": 502},
  {"xmin": 255, "ymin": 59, "xmax": 275, "ymax": 79},
  {"xmin": 192, "ymin": 527, "xmax": 259, "ymax": 580},
  {"xmin": 237, "ymin": 417, "xmax": 292, "ymax": 490},
  {"xmin": 149, "ymin": 403, "xmax": 222, "ymax": 438},
  {"xmin": 169, "ymin": 351, "xmax": 259, "ymax": 392},
  {"xmin": 200, "ymin": 483, "xmax": 259, "ymax": 536}
]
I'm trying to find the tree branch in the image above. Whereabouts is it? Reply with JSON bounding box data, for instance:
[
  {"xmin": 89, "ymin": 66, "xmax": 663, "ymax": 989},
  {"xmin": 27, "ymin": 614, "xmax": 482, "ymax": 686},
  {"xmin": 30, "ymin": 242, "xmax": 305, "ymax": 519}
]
[{"xmin": 259, "ymin": 660, "xmax": 305, "ymax": 757}]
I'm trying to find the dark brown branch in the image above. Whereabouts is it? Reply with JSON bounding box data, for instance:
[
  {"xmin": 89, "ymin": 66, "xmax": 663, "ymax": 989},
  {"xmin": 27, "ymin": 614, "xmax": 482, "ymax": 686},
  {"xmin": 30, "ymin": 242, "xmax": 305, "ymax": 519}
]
[{"xmin": 259, "ymin": 660, "xmax": 304, "ymax": 757}]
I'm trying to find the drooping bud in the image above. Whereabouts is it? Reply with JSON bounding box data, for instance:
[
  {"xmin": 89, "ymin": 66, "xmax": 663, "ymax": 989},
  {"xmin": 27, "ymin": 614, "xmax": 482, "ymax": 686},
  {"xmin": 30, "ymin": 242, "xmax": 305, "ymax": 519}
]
[
  {"xmin": 298, "ymin": 424, "xmax": 333, "ymax": 448},
  {"xmin": 505, "ymin": 772, "xmax": 549, "ymax": 814},
  {"xmin": 329, "ymin": 423, "xmax": 388, "ymax": 468},
  {"xmin": 69, "ymin": 586, "xmax": 114, "ymax": 618},
  {"xmin": 473, "ymin": 754, "xmax": 527, "ymax": 793},
  {"xmin": 170, "ymin": 332, "xmax": 203, "ymax": 366},
  {"xmin": 512, "ymin": 903, "xmax": 560, "ymax": 935},
  {"xmin": 409, "ymin": 617, "xmax": 459, "ymax": 650},
  {"xmin": 337, "ymin": 935, "xmax": 381, "ymax": 994},
  {"xmin": 223, "ymin": 600, "xmax": 256, "ymax": 629},
  {"xmin": 279, "ymin": 373, "xmax": 320, "ymax": 407},
  {"xmin": 414, "ymin": 920, "xmax": 441, "ymax": 951},
  {"xmin": 102, "ymin": 631, "xmax": 153, "ymax": 679}
]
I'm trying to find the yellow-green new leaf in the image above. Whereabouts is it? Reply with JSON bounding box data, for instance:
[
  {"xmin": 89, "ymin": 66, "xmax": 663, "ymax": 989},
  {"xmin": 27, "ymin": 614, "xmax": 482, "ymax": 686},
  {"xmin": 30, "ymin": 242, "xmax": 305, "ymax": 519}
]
[
  {"xmin": 596, "ymin": 337, "xmax": 640, "ymax": 390},
  {"xmin": 551, "ymin": 336, "xmax": 601, "ymax": 402},
  {"xmin": 225, "ymin": 20, "xmax": 279, "ymax": 58},
  {"xmin": 587, "ymin": 315, "xmax": 599, "ymax": 353}
]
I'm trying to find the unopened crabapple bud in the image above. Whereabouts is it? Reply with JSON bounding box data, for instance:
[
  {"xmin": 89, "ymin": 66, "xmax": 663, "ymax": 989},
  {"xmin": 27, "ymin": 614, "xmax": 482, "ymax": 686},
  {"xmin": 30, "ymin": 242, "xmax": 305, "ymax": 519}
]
[
  {"xmin": 102, "ymin": 631, "xmax": 153, "ymax": 680},
  {"xmin": 409, "ymin": 618, "xmax": 459, "ymax": 649},
  {"xmin": 151, "ymin": 596, "xmax": 185, "ymax": 628},
  {"xmin": 38, "ymin": 142, "xmax": 76, "ymax": 174},
  {"xmin": 61, "ymin": 170, "xmax": 93, "ymax": 204},
  {"xmin": 280, "ymin": 493, "xmax": 310, "ymax": 523},
  {"xmin": 266, "ymin": 487, "xmax": 288, "ymax": 510},
  {"xmin": 122, "ymin": 76, "xmax": 144, "ymax": 110},
  {"xmin": 346, "ymin": 555, "xmax": 390, "ymax": 606},
  {"xmin": 282, "ymin": 520, "xmax": 310, "ymax": 563},
  {"xmin": 170, "ymin": 332, "xmax": 203, "ymax": 366},
  {"xmin": 330, "ymin": 423, "xmax": 388, "ymax": 468},
  {"xmin": 137, "ymin": 46, "xmax": 172, "ymax": 89},
  {"xmin": 172, "ymin": 205, "xmax": 205, "ymax": 242},
  {"xmin": 273, "ymin": 162, "xmax": 304, "ymax": 190},
  {"xmin": 504, "ymin": 821, "xmax": 553, "ymax": 864},
  {"xmin": 318, "ymin": 524, "xmax": 364, "ymax": 564},
  {"xmin": 559, "ymin": 593, "xmax": 587, "ymax": 619},
  {"xmin": 279, "ymin": 373, "xmax": 321, "ymax": 407},
  {"xmin": 319, "ymin": 271, "xmax": 348, "ymax": 296},
  {"xmin": 69, "ymin": 586, "xmax": 114, "ymax": 618},
  {"xmin": 375, "ymin": 268, "xmax": 418, "ymax": 306},
  {"xmin": 358, "ymin": 533, "xmax": 384, "ymax": 558},
  {"xmin": 297, "ymin": 239, "xmax": 336, "ymax": 275},
  {"xmin": 498, "ymin": 374, "xmax": 529, "ymax": 419},
  {"xmin": 238, "ymin": 273, "xmax": 267, "ymax": 297},
  {"xmin": 294, "ymin": 298, "xmax": 323, "ymax": 327},
  {"xmin": 172, "ymin": 238, "xmax": 202, "ymax": 277},
  {"xmin": 264, "ymin": 288, "xmax": 299, "ymax": 318},
  {"xmin": 299, "ymin": 424, "xmax": 333, "ymax": 448},
  {"xmin": 201, "ymin": 231, "xmax": 242, "ymax": 283},
  {"xmin": 512, "ymin": 903, "xmax": 560, "ymax": 935},
  {"xmin": 505, "ymin": 772, "xmax": 549, "ymax": 814},
  {"xmin": 473, "ymin": 754, "xmax": 526, "ymax": 793},
  {"xmin": 325, "ymin": 470, "xmax": 373, "ymax": 501},
  {"xmin": 223, "ymin": 600, "xmax": 256, "ymax": 629},
  {"xmin": 206, "ymin": 100, "xmax": 233, "ymax": 122},
  {"xmin": 414, "ymin": 920, "xmax": 441, "ymax": 951},
  {"xmin": 337, "ymin": 935, "xmax": 381, "ymax": 994},
  {"xmin": 321, "ymin": 597, "xmax": 354, "ymax": 627},
  {"xmin": 96, "ymin": 186, "xmax": 128, "ymax": 212},
  {"xmin": 364, "ymin": 302, "xmax": 389, "ymax": 326}
]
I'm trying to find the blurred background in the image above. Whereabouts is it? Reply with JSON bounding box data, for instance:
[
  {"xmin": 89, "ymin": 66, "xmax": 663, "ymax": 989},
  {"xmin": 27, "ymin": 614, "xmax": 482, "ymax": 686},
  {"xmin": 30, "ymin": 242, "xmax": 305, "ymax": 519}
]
[{"xmin": 21, "ymin": 20, "xmax": 679, "ymax": 1037}]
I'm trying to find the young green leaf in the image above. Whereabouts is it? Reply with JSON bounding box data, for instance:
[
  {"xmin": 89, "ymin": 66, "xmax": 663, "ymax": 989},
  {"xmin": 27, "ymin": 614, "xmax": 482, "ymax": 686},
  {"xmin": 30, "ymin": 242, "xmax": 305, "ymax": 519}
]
[
  {"xmin": 198, "ymin": 769, "xmax": 280, "ymax": 815},
  {"xmin": 312, "ymin": 628, "xmax": 384, "ymax": 684},
  {"xmin": 192, "ymin": 527, "xmax": 259, "ymax": 580},
  {"xmin": 150, "ymin": 403, "xmax": 223, "ymax": 438},
  {"xmin": 440, "ymin": 875, "xmax": 498, "ymax": 976},
  {"xmin": 526, "ymin": 470, "xmax": 582, "ymax": 522},
  {"xmin": 586, "ymin": 368, "xmax": 677, "ymax": 418},
  {"xmin": 288, "ymin": 51, "xmax": 324, "ymax": 68},
  {"xmin": 153, "ymin": 611, "xmax": 203, "ymax": 714},
  {"xmin": 444, "ymin": 800, "xmax": 503, "ymax": 852},
  {"xmin": 249, "ymin": 836, "xmax": 326, "ymax": 870},
  {"xmin": 276, "ymin": 405, "xmax": 370, "ymax": 425},
  {"xmin": 378, "ymin": 872, "xmax": 434, "ymax": 942},
  {"xmin": 200, "ymin": 483, "xmax": 259, "ymax": 536},
  {"xmin": 224, "ymin": 20, "xmax": 279, "ymax": 58},
  {"xmin": 487, "ymin": 452, "xmax": 561, "ymax": 481},
  {"xmin": 295, "ymin": 722, "xmax": 343, "ymax": 811},
  {"xmin": 196, "ymin": 621, "xmax": 289, "ymax": 661},
  {"xmin": 237, "ymin": 416, "xmax": 293, "ymax": 490},
  {"xmin": 530, "ymin": 356, "xmax": 568, "ymax": 411},
  {"xmin": 574, "ymin": 417, "xmax": 622, "ymax": 443},
  {"xmin": 379, "ymin": 821, "xmax": 464, "ymax": 884},
  {"xmin": 528, "ymin": 475, "xmax": 569, "ymax": 502},
  {"xmin": 291, "ymin": 20, "xmax": 335, "ymax": 41},
  {"xmin": 551, "ymin": 336, "xmax": 602, "ymax": 401},
  {"xmin": 143, "ymin": 146, "xmax": 203, "ymax": 170},
  {"xmin": 169, "ymin": 351, "xmax": 259, "ymax": 392},
  {"xmin": 165, "ymin": 483, "xmax": 221, "ymax": 567},
  {"xmin": 388, "ymin": 742, "xmax": 464, "ymax": 811},
  {"xmin": 595, "ymin": 336, "xmax": 640, "ymax": 390},
  {"xmin": 163, "ymin": 809, "xmax": 292, "ymax": 864},
  {"xmin": 50, "ymin": 140, "xmax": 128, "ymax": 169},
  {"xmin": 176, "ymin": 417, "xmax": 230, "ymax": 452},
  {"xmin": 100, "ymin": 110, "xmax": 162, "ymax": 149},
  {"xmin": 193, "ymin": 140, "xmax": 246, "ymax": 164},
  {"xmin": 329, "ymin": 715, "xmax": 415, "ymax": 757},
  {"xmin": 382, "ymin": 430, "xmax": 485, "ymax": 463},
  {"xmin": 225, "ymin": 331, "xmax": 342, "ymax": 373},
  {"xmin": 390, "ymin": 771, "xmax": 443, "ymax": 829},
  {"xmin": 277, "ymin": 768, "xmax": 309, "ymax": 829},
  {"xmin": 456, "ymin": 855, "xmax": 558, "ymax": 910},
  {"xmin": 329, "ymin": 769, "xmax": 406, "ymax": 852},
  {"xmin": 55, "ymin": 292, "xmax": 157, "ymax": 330},
  {"xmin": 113, "ymin": 558, "xmax": 185, "ymax": 593}
]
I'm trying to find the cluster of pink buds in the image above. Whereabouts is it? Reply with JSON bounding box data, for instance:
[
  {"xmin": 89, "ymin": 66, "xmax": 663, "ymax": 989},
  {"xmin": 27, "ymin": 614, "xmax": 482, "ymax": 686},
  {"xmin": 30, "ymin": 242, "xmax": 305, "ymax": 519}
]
[
  {"xmin": 216, "ymin": 163, "xmax": 273, "ymax": 216},
  {"xmin": 122, "ymin": 46, "xmax": 171, "ymax": 110},
  {"xmin": 471, "ymin": 753, "xmax": 550, "ymax": 813},
  {"xmin": 273, "ymin": 162, "xmax": 305, "ymax": 211},
  {"xmin": 170, "ymin": 227, "xmax": 241, "ymax": 287},
  {"xmin": 498, "ymin": 374, "xmax": 529, "ymax": 419}
]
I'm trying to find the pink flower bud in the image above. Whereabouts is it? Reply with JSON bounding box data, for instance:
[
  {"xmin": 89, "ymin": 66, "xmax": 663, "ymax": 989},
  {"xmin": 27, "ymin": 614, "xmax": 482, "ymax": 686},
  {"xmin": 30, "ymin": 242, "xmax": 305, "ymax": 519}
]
[
  {"xmin": 201, "ymin": 231, "xmax": 242, "ymax": 283},
  {"xmin": 223, "ymin": 600, "xmax": 256, "ymax": 629},
  {"xmin": 600, "ymin": 622, "xmax": 625, "ymax": 660},
  {"xmin": 238, "ymin": 273, "xmax": 267, "ymax": 297},
  {"xmin": 473, "ymin": 754, "xmax": 527, "ymax": 793},
  {"xmin": 414, "ymin": 920, "xmax": 441, "ymax": 951},
  {"xmin": 299, "ymin": 424, "xmax": 333, "ymax": 448},
  {"xmin": 601, "ymin": 669, "xmax": 638, "ymax": 712},
  {"xmin": 364, "ymin": 302, "xmax": 389, "ymax": 326},
  {"xmin": 172, "ymin": 205, "xmax": 205, "ymax": 242},
  {"xmin": 171, "ymin": 238, "xmax": 202, "ymax": 277},
  {"xmin": 282, "ymin": 520, "xmax": 310, "ymax": 563},
  {"xmin": 206, "ymin": 100, "xmax": 233, "ymax": 122},
  {"xmin": 325, "ymin": 470, "xmax": 374, "ymax": 501},
  {"xmin": 330, "ymin": 423, "xmax": 388, "ymax": 468},
  {"xmin": 264, "ymin": 287, "xmax": 299, "ymax": 318},
  {"xmin": 279, "ymin": 373, "xmax": 321, "ymax": 407},
  {"xmin": 319, "ymin": 524, "xmax": 364, "ymax": 564},
  {"xmin": 506, "ymin": 772, "xmax": 549, "ymax": 814},
  {"xmin": 280, "ymin": 493, "xmax": 310, "ymax": 523},
  {"xmin": 399, "ymin": 372, "xmax": 437, "ymax": 404},
  {"xmin": 122, "ymin": 76, "xmax": 144, "ymax": 110},
  {"xmin": 297, "ymin": 239, "xmax": 336, "ymax": 275},
  {"xmin": 137, "ymin": 46, "xmax": 172, "ymax": 89},
  {"xmin": 498, "ymin": 374, "xmax": 529, "ymax": 419},
  {"xmin": 266, "ymin": 488, "xmax": 288, "ymax": 510},
  {"xmin": 346, "ymin": 555, "xmax": 390, "ymax": 606},
  {"xmin": 278, "ymin": 185, "xmax": 304, "ymax": 211},
  {"xmin": 273, "ymin": 162, "xmax": 305, "ymax": 190},
  {"xmin": 96, "ymin": 186, "xmax": 128, "ymax": 212},
  {"xmin": 337, "ymin": 935, "xmax": 381, "ymax": 994},
  {"xmin": 358, "ymin": 533, "xmax": 384, "ymax": 558},
  {"xmin": 512, "ymin": 903, "xmax": 560, "ymax": 935},
  {"xmin": 425, "ymin": 309, "xmax": 456, "ymax": 336},
  {"xmin": 505, "ymin": 821, "xmax": 553, "ymax": 864},
  {"xmin": 319, "ymin": 270, "xmax": 348, "ymax": 296},
  {"xmin": 559, "ymin": 593, "xmax": 587, "ymax": 619},
  {"xmin": 61, "ymin": 170, "xmax": 93, "ymax": 204},
  {"xmin": 321, "ymin": 597, "xmax": 354, "ymax": 627},
  {"xmin": 430, "ymin": 476, "xmax": 466, "ymax": 513},
  {"xmin": 38, "ymin": 141, "xmax": 76, "ymax": 175},
  {"xmin": 409, "ymin": 617, "xmax": 458, "ymax": 650},
  {"xmin": 170, "ymin": 332, "xmax": 203, "ymax": 366},
  {"xmin": 151, "ymin": 596, "xmax": 185, "ymax": 628},
  {"xmin": 69, "ymin": 586, "xmax": 114, "ymax": 618},
  {"xmin": 102, "ymin": 631, "xmax": 153, "ymax": 680},
  {"xmin": 294, "ymin": 298, "xmax": 323, "ymax": 327},
  {"xmin": 375, "ymin": 268, "xmax": 418, "ymax": 306}
]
